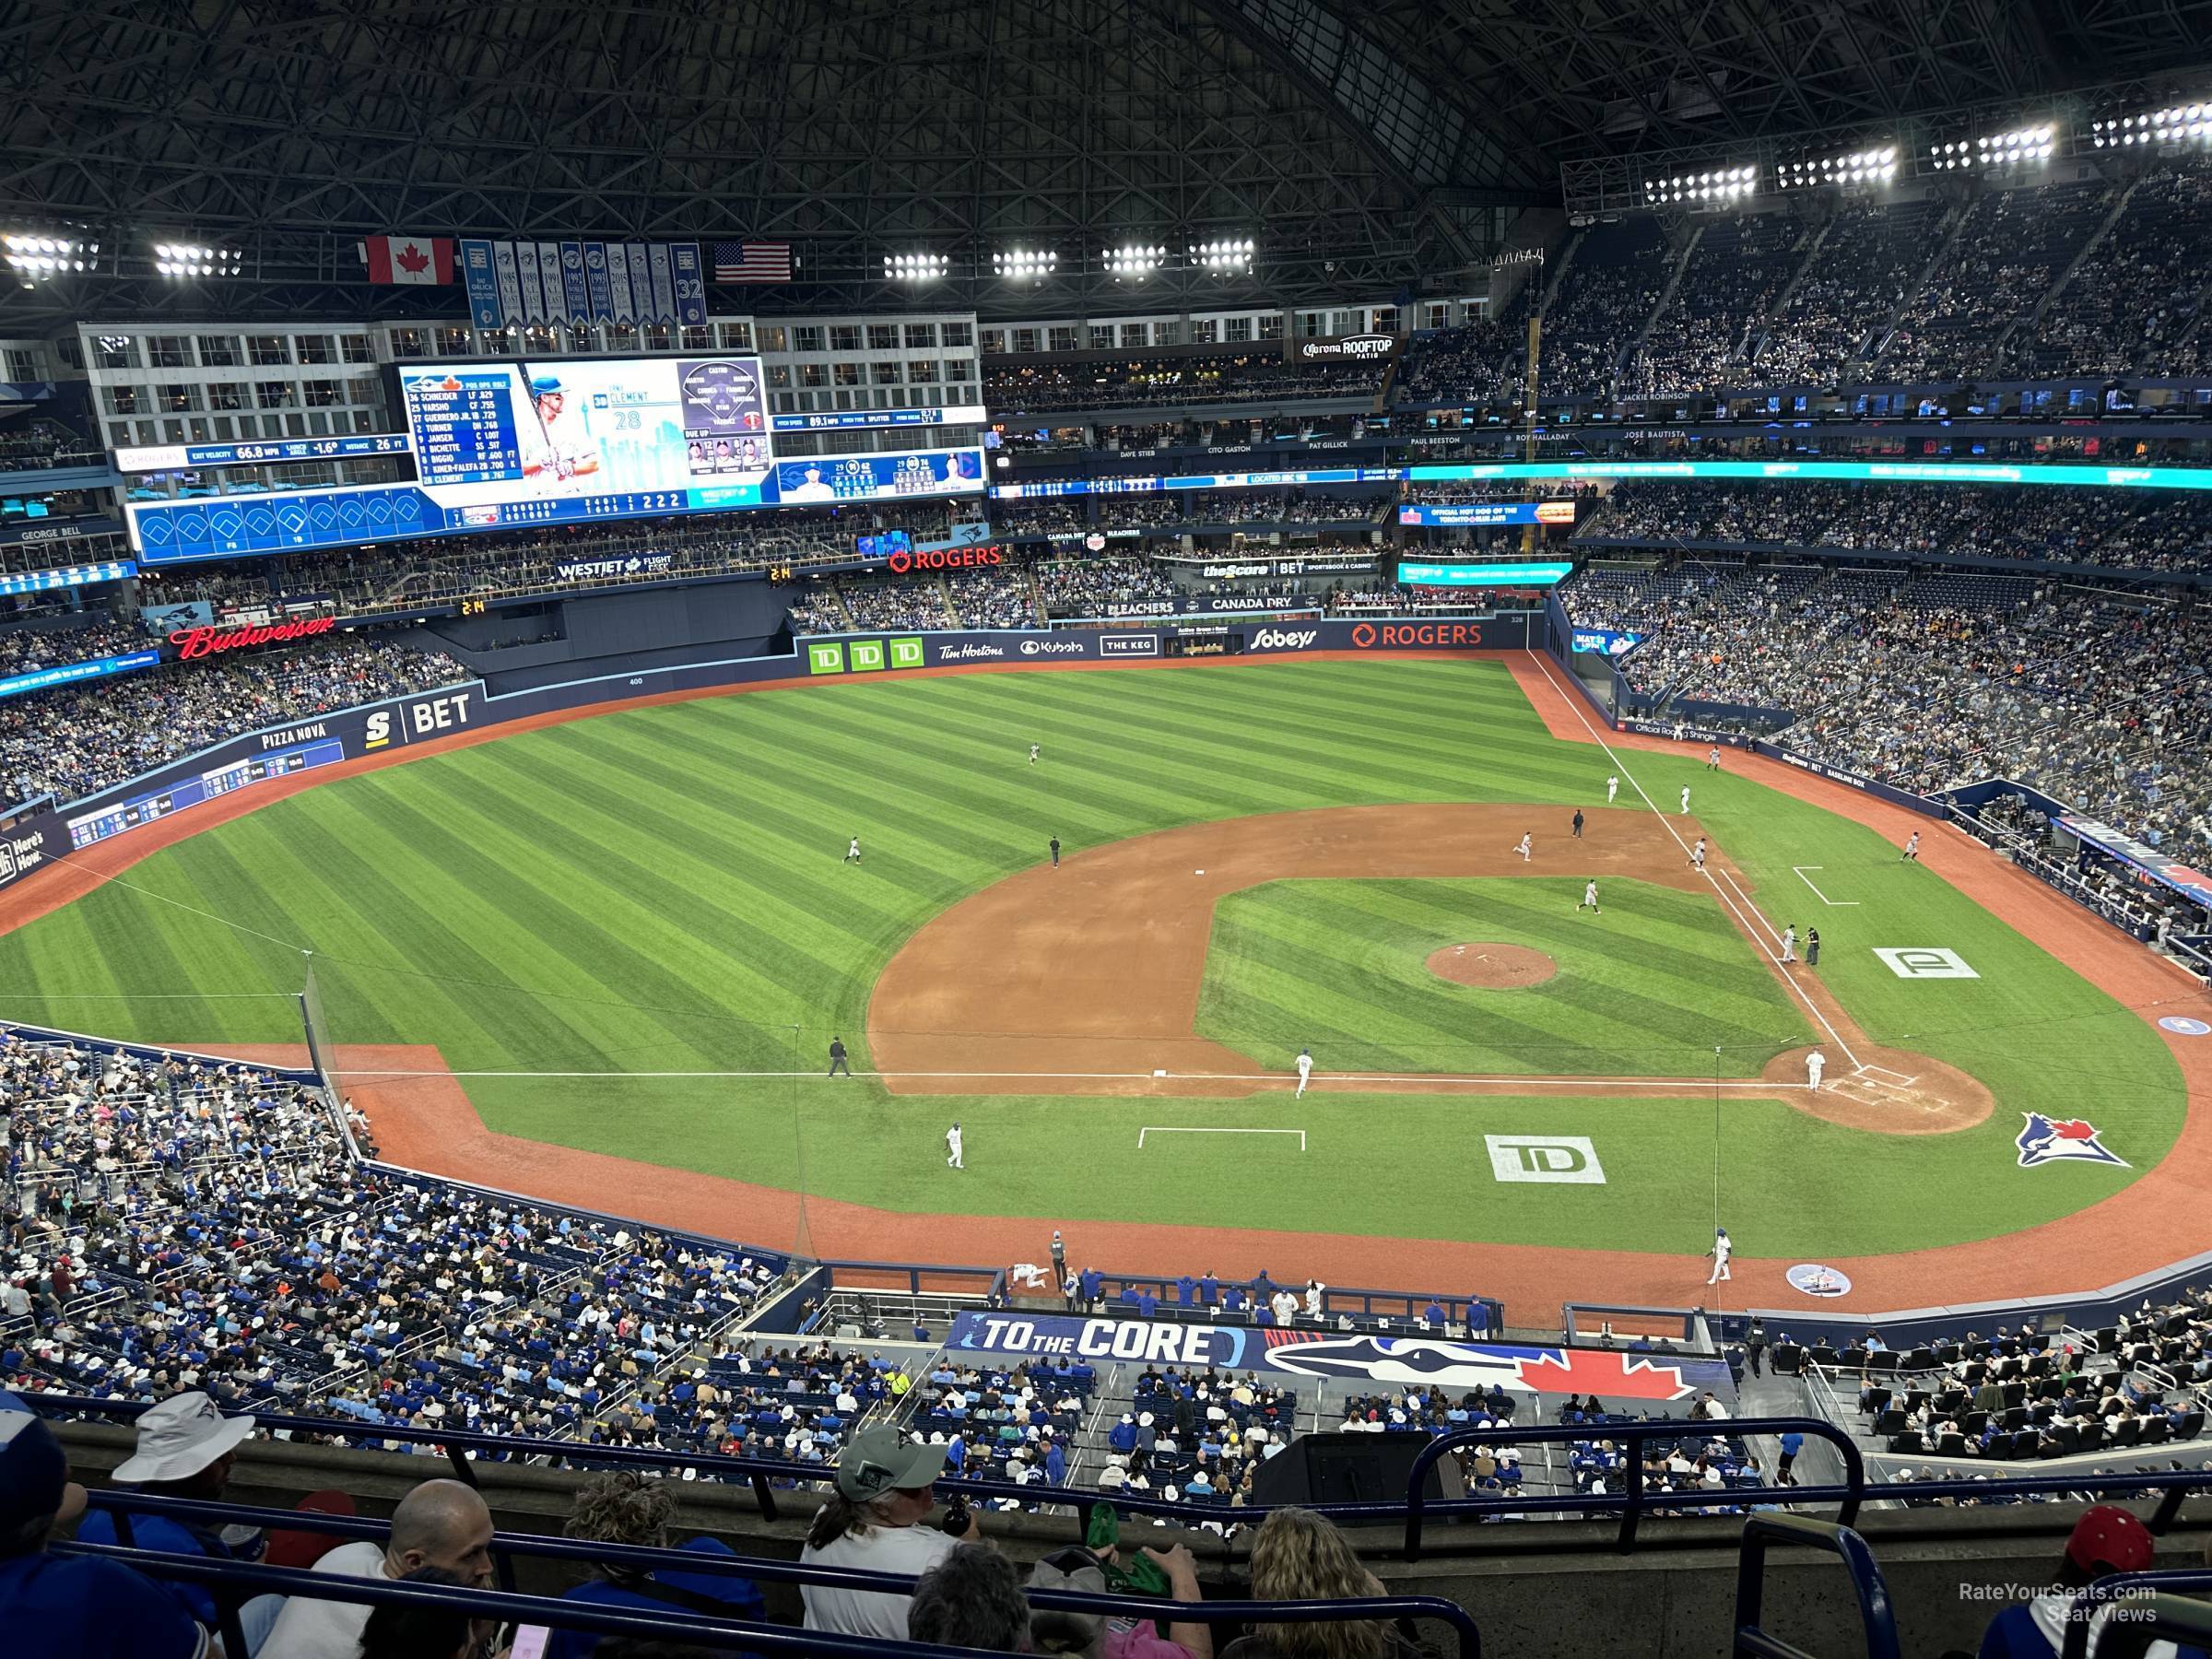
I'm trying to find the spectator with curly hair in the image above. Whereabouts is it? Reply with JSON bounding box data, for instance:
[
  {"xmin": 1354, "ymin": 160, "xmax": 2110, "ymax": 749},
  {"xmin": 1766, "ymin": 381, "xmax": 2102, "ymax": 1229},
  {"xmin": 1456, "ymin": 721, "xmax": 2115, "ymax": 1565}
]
[
  {"xmin": 1218, "ymin": 1508, "xmax": 1418, "ymax": 1659},
  {"xmin": 544, "ymin": 1470, "xmax": 764, "ymax": 1659},
  {"xmin": 907, "ymin": 1544, "xmax": 1031, "ymax": 1651}
]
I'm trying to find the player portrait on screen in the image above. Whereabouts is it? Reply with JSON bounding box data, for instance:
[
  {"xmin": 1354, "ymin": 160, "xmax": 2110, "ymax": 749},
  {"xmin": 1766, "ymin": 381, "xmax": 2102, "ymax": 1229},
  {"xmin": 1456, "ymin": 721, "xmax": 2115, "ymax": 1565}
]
[{"xmin": 519, "ymin": 373, "xmax": 601, "ymax": 492}]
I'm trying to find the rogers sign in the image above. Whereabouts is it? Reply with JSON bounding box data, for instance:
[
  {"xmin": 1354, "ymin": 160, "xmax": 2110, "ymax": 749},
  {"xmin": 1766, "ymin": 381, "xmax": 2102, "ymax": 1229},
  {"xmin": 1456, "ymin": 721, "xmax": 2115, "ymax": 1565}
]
[
  {"xmin": 1349, "ymin": 621, "xmax": 1484, "ymax": 649},
  {"xmin": 886, "ymin": 546, "xmax": 1002, "ymax": 574},
  {"xmin": 170, "ymin": 615, "xmax": 338, "ymax": 661}
]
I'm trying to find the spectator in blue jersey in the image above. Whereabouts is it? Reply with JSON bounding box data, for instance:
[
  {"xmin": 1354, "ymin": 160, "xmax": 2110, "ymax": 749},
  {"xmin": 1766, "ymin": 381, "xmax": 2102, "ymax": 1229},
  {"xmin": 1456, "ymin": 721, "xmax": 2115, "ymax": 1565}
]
[
  {"xmin": 1223, "ymin": 1284, "xmax": 1246, "ymax": 1316},
  {"xmin": 545, "ymin": 1471, "xmax": 764, "ymax": 1659},
  {"xmin": 1137, "ymin": 1287, "xmax": 1159, "ymax": 1318},
  {"xmin": 74, "ymin": 1390, "xmax": 283, "ymax": 1649},
  {"xmin": 0, "ymin": 1394, "xmax": 208, "ymax": 1659},
  {"xmin": 1422, "ymin": 1299, "xmax": 1446, "ymax": 1325},
  {"xmin": 1177, "ymin": 1275, "xmax": 1198, "ymax": 1306},
  {"xmin": 1120, "ymin": 1284, "xmax": 1142, "ymax": 1312},
  {"xmin": 1201, "ymin": 1271, "xmax": 1220, "ymax": 1307},
  {"xmin": 1109, "ymin": 1415, "xmax": 1139, "ymax": 1455},
  {"xmin": 1079, "ymin": 1267, "xmax": 1103, "ymax": 1306}
]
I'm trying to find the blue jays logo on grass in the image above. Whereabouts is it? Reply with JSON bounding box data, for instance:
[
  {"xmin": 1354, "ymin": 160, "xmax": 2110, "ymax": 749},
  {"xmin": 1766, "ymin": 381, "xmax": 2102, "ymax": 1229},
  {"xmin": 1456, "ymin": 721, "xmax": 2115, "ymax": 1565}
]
[{"xmin": 2016, "ymin": 1112, "xmax": 2128, "ymax": 1170}]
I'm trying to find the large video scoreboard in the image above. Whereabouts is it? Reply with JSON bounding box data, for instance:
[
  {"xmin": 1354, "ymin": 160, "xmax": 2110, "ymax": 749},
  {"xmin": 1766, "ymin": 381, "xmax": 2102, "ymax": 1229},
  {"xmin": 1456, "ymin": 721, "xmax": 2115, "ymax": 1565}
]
[{"xmin": 126, "ymin": 353, "xmax": 987, "ymax": 564}]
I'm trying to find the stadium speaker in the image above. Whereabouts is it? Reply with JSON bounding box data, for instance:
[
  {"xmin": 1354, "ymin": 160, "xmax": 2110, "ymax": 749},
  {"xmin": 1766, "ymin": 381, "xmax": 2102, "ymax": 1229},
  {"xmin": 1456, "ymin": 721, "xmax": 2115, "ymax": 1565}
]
[{"xmin": 1248, "ymin": 1432, "xmax": 1465, "ymax": 1507}]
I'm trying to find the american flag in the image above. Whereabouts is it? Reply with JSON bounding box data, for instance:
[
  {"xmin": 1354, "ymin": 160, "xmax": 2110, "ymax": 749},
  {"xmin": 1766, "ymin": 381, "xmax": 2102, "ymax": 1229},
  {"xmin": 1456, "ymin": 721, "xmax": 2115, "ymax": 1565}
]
[{"xmin": 713, "ymin": 241, "xmax": 793, "ymax": 283}]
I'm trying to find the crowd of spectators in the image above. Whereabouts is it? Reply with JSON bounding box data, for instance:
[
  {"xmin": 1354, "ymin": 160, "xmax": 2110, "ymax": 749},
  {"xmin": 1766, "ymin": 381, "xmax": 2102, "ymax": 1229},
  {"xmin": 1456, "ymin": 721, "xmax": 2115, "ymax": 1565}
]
[
  {"xmin": 1631, "ymin": 212, "xmax": 1807, "ymax": 395},
  {"xmin": 1036, "ymin": 556, "xmax": 1180, "ymax": 614},
  {"xmin": 1537, "ymin": 218, "xmax": 1672, "ymax": 399},
  {"xmin": 1561, "ymin": 557, "xmax": 2212, "ymax": 867},
  {"xmin": 1877, "ymin": 181, "xmax": 2115, "ymax": 382},
  {"xmin": 0, "ymin": 420, "xmax": 99, "ymax": 471},
  {"xmin": 1575, "ymin": 477, "xmax": 2212, "ymax": 571},
  {"xmin": 0, "ymin": 614, "xmax": 151, "ymax": 678},
  {"xmin": 1089, "ymin": 1366, "xmax": 1300, "ymax": 1506},
  {"xmin": 1394, "ymin": 291, "xmax": 1534, "ymax": 406},
  {"xmin": 2021, "ymin": 169, "xmax": 2212, "ymax": 376},
  {"xmin": 946, "ymin": 565, "xmax": 1038, "ymax": 629},
  {"xmin": 1, "ymin": 1029, "xmax": 786, "ymax": 1434},
  {"xmin": 1751, "ymin": 198, "xmax": 1947, "ymax": 385},
  {"xmin": 989, "ymin": 500, "xmax": 1085, "ymax": 535},
  {"xmin": 832, "ymin": 574, "xmax": 951, "ymax": 632},
  {"xmin": 0, "ymin": 630, "xmax": 467, "ymax": 807},
  {"xmin": 985, "ymin": 353, "xmax": 1385, "ymax": 413}
]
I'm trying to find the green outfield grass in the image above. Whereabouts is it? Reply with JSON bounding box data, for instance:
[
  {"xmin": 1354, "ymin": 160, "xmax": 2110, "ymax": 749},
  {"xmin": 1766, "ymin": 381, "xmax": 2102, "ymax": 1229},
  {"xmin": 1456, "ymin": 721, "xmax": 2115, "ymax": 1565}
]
[
  {"xmin": 0, "ymin": 657, "xmax": 2183, "ymax": 1255},
  {"xmin": 1196, "ymin": 876, "xmax": 1817, "ymax": 1077}
]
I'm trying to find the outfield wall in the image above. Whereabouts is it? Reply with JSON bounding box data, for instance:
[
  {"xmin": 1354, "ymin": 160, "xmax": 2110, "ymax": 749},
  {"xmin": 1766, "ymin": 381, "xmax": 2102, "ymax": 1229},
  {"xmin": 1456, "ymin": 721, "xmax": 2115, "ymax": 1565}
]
[{"xmin": 0, "ymin": 614, "xmax": 1528, "ymax": 897}]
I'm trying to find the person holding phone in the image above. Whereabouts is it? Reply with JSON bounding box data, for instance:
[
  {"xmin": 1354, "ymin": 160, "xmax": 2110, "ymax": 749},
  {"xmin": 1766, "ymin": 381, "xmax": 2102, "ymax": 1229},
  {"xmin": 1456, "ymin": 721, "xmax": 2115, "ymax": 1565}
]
[{"xmin": 801, "ymin": 1427, "xmax": 981, "ymax": 1641}]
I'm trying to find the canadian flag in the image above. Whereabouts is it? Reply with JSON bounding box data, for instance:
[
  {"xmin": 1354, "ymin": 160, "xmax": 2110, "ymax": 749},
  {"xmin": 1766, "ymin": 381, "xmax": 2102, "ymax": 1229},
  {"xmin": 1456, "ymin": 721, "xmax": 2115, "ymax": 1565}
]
[{"xmin": 361, "ymin": 235, "xmax": 456, "ymax": 285}]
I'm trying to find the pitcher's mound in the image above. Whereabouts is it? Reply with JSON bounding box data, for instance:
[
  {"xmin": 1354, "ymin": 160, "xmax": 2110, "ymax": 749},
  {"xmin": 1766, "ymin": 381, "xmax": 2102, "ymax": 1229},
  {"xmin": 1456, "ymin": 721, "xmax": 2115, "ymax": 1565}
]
[{"xmin": 1427, "ymin": 942, "xmax": 1558, "ymax": 989}]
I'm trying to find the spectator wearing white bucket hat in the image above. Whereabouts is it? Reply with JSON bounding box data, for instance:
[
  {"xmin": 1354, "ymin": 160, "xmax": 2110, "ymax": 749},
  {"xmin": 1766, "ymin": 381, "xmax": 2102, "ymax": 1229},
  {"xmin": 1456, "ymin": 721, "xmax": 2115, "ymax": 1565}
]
[{"xmin": 75, "ymin": 1391, "xmax": 278, "ymax": 1647}]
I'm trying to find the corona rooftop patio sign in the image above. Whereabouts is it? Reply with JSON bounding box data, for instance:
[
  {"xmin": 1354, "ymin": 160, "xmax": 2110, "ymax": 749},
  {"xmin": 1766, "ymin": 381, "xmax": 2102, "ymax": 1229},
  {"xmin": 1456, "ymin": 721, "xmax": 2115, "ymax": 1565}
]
[{"xmin": 170, "ymin": 615, "xmax": 338, "ymax": 660}]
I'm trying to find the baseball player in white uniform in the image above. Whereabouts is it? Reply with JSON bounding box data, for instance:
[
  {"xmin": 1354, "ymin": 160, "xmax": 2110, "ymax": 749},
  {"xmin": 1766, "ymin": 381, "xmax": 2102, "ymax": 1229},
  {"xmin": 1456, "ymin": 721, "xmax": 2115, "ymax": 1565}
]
[
  {"xmin": 946, "ymin": 1121, "xmax": 964, "ymax": 1169},
  {"xmin": 1780, "ymin": 925, "xmax": 1796, "ymax": 963},
  {"xmin": 1295, "ymin": 1047, "xmax": 1313, "ymax": 1098},
  {"xmin": 1030, "ymin": 743, "xmax": 1041, "ymax": 765},
  {"xmin": 1690, "ymin": 837, "xmax": 1707, "ymax": 870},
  {"xmin": 1579, "ymin": 880, "xmax": 1600, "ymax": 913},
  {"xmin": 1606, "ymin": 774, "xmax": 1619, "ymax": 805},
  {"xmin": 1680, "ymin": 785, "xmax": 1691, "ymax": 815},
  {"xmin": 1707, "ymin": 746, "xmax": 1722, "ymax": 771},
  {"xmin": 1806, "ymin": 1050, "xmax": 1826, "ymax": 1091},
  {"xmin": 1708, "ymin": 1228, "xmax": 1733, "ymax": 1284},
  {"xmin": 846, "ymin": 836, "xmax": 861, "ymax": 864},
  {"xmin": 1513, "ymin": 832, "xmax": 1533, "ymax": 862},
  {"xmin": 519, "ymin": 374, "xmax": 602, "ymax": 492},
  {"xmin": 1902, "ymin": 831, "xmax": 1922, "ymax": 862}
]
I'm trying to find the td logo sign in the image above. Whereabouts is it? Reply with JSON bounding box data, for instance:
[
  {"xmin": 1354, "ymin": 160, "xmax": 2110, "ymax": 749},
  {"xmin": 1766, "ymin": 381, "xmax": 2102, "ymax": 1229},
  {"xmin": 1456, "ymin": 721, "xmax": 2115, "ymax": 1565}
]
[
  {"xmin": 1485, "ymin": 1135, "xmax": 1606, "ymax": 1184},
  {"xmin": 808, "ymin": 638, "xmax": 925, "ymax": 676}
]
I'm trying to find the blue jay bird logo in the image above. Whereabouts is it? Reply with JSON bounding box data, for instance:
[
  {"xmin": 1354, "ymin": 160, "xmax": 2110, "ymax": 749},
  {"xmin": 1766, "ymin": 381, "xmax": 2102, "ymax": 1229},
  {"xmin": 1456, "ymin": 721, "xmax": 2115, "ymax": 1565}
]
[{"xmin": 2015, "ymin": 1112, "xmax": 2127, "ymax": 1169}]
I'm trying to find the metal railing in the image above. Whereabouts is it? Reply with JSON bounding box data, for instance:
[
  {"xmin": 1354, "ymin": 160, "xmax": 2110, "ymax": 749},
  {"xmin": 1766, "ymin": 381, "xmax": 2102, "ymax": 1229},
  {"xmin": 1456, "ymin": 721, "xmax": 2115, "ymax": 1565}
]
[
  {"xmin": 65, "ymin": 1496, "xmax": 1483, "ymax": 1659},
  {"xmin": 1732, "ymin": 1514, "xmax": 1899, "ymax": 1659},
  {"xmin": 33, "ymin": 1397, "xmax": 2212, "ymax": 1557}
]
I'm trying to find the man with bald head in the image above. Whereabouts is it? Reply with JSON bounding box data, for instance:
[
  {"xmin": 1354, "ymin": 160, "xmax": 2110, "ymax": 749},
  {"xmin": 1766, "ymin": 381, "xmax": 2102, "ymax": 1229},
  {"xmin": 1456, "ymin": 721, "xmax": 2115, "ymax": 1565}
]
[{"xmin": 259, "ymin": 1477, "xmax": 495, "ymax": 1658}]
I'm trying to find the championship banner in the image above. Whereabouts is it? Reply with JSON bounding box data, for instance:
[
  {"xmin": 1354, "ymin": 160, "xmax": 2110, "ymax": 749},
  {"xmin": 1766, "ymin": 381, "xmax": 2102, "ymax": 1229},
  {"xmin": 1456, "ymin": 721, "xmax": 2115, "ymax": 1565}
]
[
  {"xmin": 460, "ymin": 241, "xmax": 502, "ymax": 331},
  {"xmin": 559, "ymin": 241, "xmax": 590, "ymax": 323},
  {"xmin": 945, "ymin": 1312, "xmax": 1729, "ymax": 1401},
  {"xmin": 491, "ymin": 242, "xmax": 524, "ymax": 329},
  {"xmin": 514, "ymin": 242, "xmax": 545, "ymax": 324},
  {"xmin": 670, "ymin": 243, "xmax": 708, "ymax": 326},
  {"xmin": 627, "ymin": 243, "xmax": 656, "ymax": 323},
  {"xmin": 538, "ymin": 242, "xmax": 567, "ymax": 324},
  {"xmin": 609, "ymin": 244, "xmax": 637, "ymax": 324},
  {"xmin": 583, "ymin": 241, "xmax": 614, "ymax": 323},
  {"xmin": 648, "ymin": 244, "xmax": 677, "ymax": 327}
]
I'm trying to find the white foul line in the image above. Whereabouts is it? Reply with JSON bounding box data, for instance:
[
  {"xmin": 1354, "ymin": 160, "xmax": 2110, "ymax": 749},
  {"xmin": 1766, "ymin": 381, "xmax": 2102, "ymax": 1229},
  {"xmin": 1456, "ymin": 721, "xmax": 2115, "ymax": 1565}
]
[
  {"xmin": 1793, "ymin": 865, "xmax": 1860, "ymax": 906},
  {"xmin": 1528, "ymin": 652, "xmax": 1864, "ymax": 1070},
  {"xmin": 339, "ymin": 1066, "xmax": 1811, "ymax": 1089},
  {"xmin": 1138, "ymin": 1126, "xmax": 1305, "ymax": 1149}
]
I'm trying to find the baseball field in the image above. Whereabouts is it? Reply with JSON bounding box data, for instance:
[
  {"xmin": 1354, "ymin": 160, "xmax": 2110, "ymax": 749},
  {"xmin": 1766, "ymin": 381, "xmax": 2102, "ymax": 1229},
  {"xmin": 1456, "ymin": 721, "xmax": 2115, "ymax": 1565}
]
[{"xmin": 0, "ymin": 652, "xmax": 2197, "ymax": 1303}]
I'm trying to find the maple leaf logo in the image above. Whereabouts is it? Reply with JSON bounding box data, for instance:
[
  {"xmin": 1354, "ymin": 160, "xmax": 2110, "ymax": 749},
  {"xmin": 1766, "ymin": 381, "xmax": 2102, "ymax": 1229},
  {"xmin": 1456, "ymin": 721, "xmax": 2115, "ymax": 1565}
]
[
  {"xmin": 395, "ymin": 242, "xmax": 429, "ymax": 275},
  {"xmin": 2052, "ymin": 1119, "xmax": 2099, "ymax": 1140}
]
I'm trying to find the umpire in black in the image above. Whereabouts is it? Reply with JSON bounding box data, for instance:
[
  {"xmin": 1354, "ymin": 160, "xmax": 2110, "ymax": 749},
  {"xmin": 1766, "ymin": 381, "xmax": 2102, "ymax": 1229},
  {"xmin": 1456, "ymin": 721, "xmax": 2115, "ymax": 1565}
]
[{"xmin": 828, "ymin": 1036, "xmax": 851, "ymax": 1077}]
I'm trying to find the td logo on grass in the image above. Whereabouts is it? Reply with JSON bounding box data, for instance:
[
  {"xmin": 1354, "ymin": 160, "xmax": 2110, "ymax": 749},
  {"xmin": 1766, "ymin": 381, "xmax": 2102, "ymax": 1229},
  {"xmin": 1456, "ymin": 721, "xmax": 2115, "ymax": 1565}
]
[{"xmin": 1485, "ymin": 1135, "xmax": 1606, "ymax": 1184}]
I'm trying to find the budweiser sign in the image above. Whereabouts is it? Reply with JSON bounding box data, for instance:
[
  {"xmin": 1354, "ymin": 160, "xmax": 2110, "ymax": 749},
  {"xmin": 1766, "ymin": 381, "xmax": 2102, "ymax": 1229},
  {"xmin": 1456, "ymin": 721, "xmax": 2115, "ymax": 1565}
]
[{"xmin": 170, "ymin": 615, "xmax": 338, "ymax": 660}]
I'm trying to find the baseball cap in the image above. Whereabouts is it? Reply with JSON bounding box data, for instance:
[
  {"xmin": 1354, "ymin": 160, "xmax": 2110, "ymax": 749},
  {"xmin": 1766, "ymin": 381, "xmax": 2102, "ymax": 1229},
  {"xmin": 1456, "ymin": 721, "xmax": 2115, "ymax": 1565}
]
[
  {"xmin": 834, "ymin": 1426, "xmax": 947, "ymax": 1500},
  {"xmin": 0, "ymin": 1392, "xmax": 82, "ymax": 1530},
  {"xmin": 2065, "ymin": 1505, "xmax": 2154, "ymax": 1575},
  {"xmin": 529, "ymin": 374, "xmax": 566, "ymax": 395}
]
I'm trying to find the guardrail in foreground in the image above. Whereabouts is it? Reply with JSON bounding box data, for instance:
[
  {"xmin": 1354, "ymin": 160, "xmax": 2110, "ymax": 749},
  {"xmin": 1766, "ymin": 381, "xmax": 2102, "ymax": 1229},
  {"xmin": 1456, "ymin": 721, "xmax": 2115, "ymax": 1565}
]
[
  {"xmin": 2059, "ymin": 1570, "xmax": 2212, "ymax": 1659},
  {"xmin": 1732, "ymin": 1513, "xmax": 1899, "ymax": 1659}
]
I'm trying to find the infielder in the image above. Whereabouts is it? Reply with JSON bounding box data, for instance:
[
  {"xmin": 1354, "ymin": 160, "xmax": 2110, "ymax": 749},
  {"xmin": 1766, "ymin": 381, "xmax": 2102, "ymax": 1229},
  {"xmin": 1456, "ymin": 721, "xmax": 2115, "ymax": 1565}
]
[
  {"xmin": 1578, "ymin": 879, "xmax": 1601, "ymax": 913},
  {"xmin": 1902, "ymin": 831, "xmax": 1922, "ymax": 863},
  {"xmin": 1030, "ymin": 743, "xmax": 1041, "ymax": 765},
  {"xmin": 1806, "ymin": 1050, "xmax": 1826, "ymax": 1091},
  {"xmin": 1690, "ymin": 836, "xmax": 1707, "ymax": 871},
  {"xmin": 845, "ymin": 836, "xmax": 861, "ymax": 864},
  {"xmin": 1680, "ymin": 785, "xmax": 1691, "ymax": 815},
  {"xmin": 1606, "ymin": 774, "xmax": 1619, "ymax": 805},
  {"xmin": 1708, "ymin": 1228, "xmax": 1733, "ymax": 1285},
  {"xmin": 1780, "ymin": 924, "xmax": 1796, "ymax": 963},
  {"xmin": 1707, "ymin": 746, "xmax": 1722, "ymax": 771},
  {"xmin": 1513, "ymin": 832, "xmax": 1533, "ymax": 862},
  {"xmin": 1295, "ymin": 1046, "xmax": 1313, "ymax": 1098},
  {"xmin": 946, "ymin": 1121, "xmax": 964, "ymax": 1170}
]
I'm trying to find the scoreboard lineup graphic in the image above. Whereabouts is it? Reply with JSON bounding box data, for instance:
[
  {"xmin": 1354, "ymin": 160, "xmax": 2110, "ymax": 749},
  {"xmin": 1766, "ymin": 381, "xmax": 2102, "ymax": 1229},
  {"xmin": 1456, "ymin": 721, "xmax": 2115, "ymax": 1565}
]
[{"xmin": 124, "ymin": 351, "xmax": 987, "ymax": 564}]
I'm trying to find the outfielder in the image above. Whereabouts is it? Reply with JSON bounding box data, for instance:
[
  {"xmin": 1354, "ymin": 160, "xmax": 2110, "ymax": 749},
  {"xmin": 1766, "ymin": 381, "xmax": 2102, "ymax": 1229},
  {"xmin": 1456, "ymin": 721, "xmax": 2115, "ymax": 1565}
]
[
  {"xmin": 1579, "ymin": 880, "xmax": 1600, "ymax": 913},
  {"xmin": 1513, "ymin": 832, "xmax": 1533, "ymax": 862},
  {"xmin": 1680, "ymin": 785, "xmax": 1691, "ymax": 815},
  {"xmin": 947, "ymin": 1121, "xmax": 964, "ymax": 1170},
  {"xmin": 1030, "ymin": 743, "xmax": 1041, "ymax": 765},
  {"xmin": 1295, "ymin": 1046, "xmax": 1313, "ymax": 1099},
  {"xmin": 1806, "ymin": 1050, "xmax": 1826, "ymax": 1091},
  {"xmin": 1606, "ymin": 774, "xmax": 1619, "ymax": 805},
  {"xmin": 1707, "ymin": 746, "xmax": 1722, "ymax": 771},
  {"xmin": 1707, "ymin": 1228, "xmax": 1733, "ymax": 1285},
  {"xmin": 845, "ymin": 836, "xmax": 861, "ymax": 864},
  {"xmin": 1902, "ymin": 831, "xmax": 1922, "ymax": 863}
]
